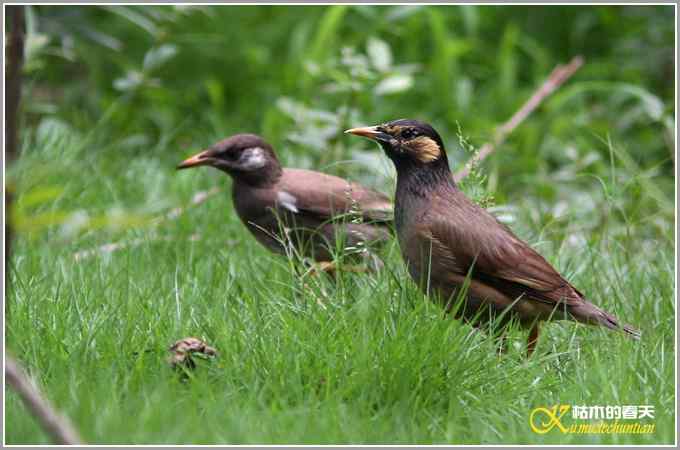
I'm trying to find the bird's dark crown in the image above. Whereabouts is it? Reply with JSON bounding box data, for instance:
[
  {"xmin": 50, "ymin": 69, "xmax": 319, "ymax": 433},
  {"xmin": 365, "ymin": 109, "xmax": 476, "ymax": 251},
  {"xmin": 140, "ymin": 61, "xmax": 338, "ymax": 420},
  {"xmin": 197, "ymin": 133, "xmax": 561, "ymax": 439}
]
[
  {"xmin": 372, "ymin": 119, "xmax": 448, "ymax": 167},
  {"xmin": 380, "ymin": 119, "xmax": 443, "ymax": 143},
  {"xmin": 210, "ymin": 134, "xmax": 278, "ymax": 162},
  {"xmin": 177, "ymin": 133, "xmax": 282, "ymax": 186}
]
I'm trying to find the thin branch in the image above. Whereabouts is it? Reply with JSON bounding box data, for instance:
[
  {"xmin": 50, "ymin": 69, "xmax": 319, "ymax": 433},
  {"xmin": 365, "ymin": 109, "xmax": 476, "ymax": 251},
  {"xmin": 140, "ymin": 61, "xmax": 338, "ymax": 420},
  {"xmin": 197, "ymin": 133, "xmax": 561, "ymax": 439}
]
[
  {"xmin": 73, "ymin": 186, "xmax": 222, "ymax": 261},
  {"xmin": 5, "ymin": 356, "xmax": 82, "ymax": 445},
  {"xmin": 73, "ymin": 233, "xmax": 203, "ymax": 262},
  {"xmin": 454, "ymin": 56, "xmax": 584, "ymax": 183},
  {"xmin": 151, "ymin": 186, "xmax": 222, "ymax": 224}
]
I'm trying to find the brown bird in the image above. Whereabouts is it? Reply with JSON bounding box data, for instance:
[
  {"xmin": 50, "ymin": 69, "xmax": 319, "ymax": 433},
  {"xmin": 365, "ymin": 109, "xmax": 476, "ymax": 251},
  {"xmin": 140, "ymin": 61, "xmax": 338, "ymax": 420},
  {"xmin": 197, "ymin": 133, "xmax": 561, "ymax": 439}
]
[
  {"xmin": 346, "ymin": 119, "xmax": 639, "ymax": 355},
  {"xmin": 177, "ymin": 133, "xmax": 392, "ymax": 270}
]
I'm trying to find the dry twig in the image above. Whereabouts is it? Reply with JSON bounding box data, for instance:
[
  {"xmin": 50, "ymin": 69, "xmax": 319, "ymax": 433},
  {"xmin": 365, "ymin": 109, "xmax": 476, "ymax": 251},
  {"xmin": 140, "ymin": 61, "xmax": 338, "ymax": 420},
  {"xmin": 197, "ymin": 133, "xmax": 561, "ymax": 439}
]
[
  {"xmin": 73, "ymin": 233, "xmax": 202, "ymax": 262},
  {"xmin": 151, "ymin": 186, "xmax": 222, "ymax": 224},
  {"xmin": 5, "ymin": 356, "xmax": 82, "ymax": 444},
  {"xmin": 73, "ymin": 186, "xmax": 221, "ymax": 261},
  {"xmin": 454, "ymin": 56, "xmax": 584, "ymax": 182}
]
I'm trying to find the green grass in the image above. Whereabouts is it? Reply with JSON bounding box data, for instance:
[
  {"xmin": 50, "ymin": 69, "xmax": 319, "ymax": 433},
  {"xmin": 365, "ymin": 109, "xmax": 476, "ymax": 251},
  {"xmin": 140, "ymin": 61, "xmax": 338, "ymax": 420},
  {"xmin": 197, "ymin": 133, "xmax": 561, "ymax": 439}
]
[
  {"xmin": 5, "ymin": 127, "xmax": 675, "ymax": 444},
  {"xmin": 5, "ymin": 4, "xmax": 675, "ymax": 445}
]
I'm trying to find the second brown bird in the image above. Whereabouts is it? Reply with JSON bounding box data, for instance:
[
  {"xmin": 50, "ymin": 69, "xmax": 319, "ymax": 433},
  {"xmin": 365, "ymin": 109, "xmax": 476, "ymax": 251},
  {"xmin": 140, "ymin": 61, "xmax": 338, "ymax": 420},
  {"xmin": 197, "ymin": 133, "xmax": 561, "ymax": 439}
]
[{"xmin": 177, "ymin": 133, "xmax": 393, "ymax": 269}]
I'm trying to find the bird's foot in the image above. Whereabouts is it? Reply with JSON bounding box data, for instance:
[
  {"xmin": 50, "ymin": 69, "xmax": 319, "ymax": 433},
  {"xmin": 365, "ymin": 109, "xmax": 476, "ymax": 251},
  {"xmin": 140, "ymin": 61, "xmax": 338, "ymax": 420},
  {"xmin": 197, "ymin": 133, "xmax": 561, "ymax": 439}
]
[{"xmin": 308, "ymin": 261, "xmax": 371, "ymax": 277}]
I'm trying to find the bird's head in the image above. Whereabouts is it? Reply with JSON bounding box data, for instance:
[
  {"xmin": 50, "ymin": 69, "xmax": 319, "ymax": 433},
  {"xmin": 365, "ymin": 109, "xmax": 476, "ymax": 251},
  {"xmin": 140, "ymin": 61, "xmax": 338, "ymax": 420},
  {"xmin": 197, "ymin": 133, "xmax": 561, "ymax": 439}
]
[
  {"xmin": 345, "ymin": 119, "xmax": 448, "ymax": 170},
  {"xmin": 177, "ymin": 134, "xmax": 281, "ymax": 184}
]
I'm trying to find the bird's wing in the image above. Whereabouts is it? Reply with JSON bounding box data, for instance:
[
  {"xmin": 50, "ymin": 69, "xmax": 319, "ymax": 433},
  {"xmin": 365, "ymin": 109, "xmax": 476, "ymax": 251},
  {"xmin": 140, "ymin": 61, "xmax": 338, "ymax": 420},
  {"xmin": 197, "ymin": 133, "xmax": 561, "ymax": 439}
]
[
  {"xmin": 424, "ymin": 193, "xmax": 584, "ymax": 307},
  {"xmin": 277, "ymin": 169, "xmax": 393, "ymax": 224}
]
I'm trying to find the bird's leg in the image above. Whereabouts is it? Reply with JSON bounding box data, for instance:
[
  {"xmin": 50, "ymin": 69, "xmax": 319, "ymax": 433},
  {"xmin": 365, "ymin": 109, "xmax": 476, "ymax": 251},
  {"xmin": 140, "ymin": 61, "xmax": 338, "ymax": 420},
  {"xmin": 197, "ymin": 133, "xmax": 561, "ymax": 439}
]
[
  {"xmin": 299, "ymin": 263, "xmax": 330, "ymax": 306},
  {"xmin": 313, "ymin": 261, "xmax": 337, "ymax": 275},
  {"xmin": 527, "ymin": 324, "xmax": 540, "ymax": 357},
  {"xmin": 298, "ymin": 260, "xmax": 334, "ymax": 278},
  {"xmin": 309, "ymin": 261, "xmax": 372, "ymax": 277}
]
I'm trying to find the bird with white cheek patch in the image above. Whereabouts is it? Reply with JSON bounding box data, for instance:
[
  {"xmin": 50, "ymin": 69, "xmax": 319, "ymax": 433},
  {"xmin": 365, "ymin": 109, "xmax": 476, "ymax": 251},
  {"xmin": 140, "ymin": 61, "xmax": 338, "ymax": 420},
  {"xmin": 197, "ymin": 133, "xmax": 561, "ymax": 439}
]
[{"xmin": 177, "ymin": 133, "xmax": 393, "ymax": 271}]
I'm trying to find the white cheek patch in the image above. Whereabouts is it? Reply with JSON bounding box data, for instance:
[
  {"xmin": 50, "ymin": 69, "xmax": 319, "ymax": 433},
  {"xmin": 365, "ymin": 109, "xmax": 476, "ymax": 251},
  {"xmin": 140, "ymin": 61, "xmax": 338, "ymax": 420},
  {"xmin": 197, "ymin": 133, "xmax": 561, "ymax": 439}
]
[
  {"xmin": 239, "ymin": 147, "xmax": 267, "ymax": 170},
  {"xmin": 277, "ymin": 191, "xmax": 299, "ymax": 213}
]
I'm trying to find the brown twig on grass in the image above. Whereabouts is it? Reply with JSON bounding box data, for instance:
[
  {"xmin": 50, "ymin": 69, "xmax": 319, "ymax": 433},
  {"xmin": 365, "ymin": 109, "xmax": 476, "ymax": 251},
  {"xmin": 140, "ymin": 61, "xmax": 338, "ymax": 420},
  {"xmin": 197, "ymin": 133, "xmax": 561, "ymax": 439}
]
[
  {"xmin": 151, "ymin": 186, "xmax": 223, "ymax": 225},
  {"xmin": 73, "ymin": 233, "xmax": 204, "ymax": 261},
  {"xmin": 5, "ymin": 356, "xmax": 82, "ymax": 444},
  {"xmin": 453, "ymin": 56, "xmax": 584, "ymax": 183},
  {"xmin": 73, "ymin": 186, "xmax": 222, "ymax": 261}
]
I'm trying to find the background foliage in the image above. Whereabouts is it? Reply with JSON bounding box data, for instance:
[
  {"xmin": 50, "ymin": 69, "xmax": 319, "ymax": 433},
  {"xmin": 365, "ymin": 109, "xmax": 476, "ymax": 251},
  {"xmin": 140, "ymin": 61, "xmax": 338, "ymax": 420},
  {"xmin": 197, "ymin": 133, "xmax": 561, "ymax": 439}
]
[{"xmin": 6, "ymin": 5, "xmax": 675, "ymax": 444}]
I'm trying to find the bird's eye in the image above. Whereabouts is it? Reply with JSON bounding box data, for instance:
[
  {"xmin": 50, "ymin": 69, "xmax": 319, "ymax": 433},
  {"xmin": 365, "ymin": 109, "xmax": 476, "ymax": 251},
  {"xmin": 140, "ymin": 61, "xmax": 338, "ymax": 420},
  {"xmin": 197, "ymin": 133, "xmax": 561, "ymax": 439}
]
[{"xmin": 401, "ymin": 128, "xmax": 418, "ymax": 139}]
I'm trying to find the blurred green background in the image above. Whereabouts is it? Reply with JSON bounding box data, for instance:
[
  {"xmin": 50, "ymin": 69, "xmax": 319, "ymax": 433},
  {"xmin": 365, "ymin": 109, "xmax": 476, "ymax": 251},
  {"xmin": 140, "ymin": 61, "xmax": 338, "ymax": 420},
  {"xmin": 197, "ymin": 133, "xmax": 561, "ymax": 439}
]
[
  {"xmin": 6, "ymin": 5, "xmax": 675, "ymax": 445},
  {"xmin": 18, "ymin": 6, "xmax": 674, "ymax": 169},
  {"xmin": 14, "ymin": 5, "xmax": 675, "ymax": 238}
]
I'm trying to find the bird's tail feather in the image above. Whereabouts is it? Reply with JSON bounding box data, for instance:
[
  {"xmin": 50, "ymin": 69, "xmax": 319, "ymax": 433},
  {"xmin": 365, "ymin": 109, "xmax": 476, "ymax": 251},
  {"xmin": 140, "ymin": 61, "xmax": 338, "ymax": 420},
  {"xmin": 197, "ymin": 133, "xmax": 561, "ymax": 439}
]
[{"xmin": 572, "ymin": 303, "xmax": 641, "ymax": 340}]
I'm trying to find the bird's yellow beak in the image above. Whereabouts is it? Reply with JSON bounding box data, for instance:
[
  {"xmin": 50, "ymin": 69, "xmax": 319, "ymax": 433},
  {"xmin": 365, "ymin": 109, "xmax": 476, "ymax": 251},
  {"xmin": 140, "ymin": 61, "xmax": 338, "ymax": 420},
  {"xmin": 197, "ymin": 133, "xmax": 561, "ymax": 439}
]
[
  {"xmin": 176, "ymin": 148, "xmax": 215, "ymax": 170},
  {"xmin": 345, "ymin": 126, "xmax": 392, "ymax": 143}
]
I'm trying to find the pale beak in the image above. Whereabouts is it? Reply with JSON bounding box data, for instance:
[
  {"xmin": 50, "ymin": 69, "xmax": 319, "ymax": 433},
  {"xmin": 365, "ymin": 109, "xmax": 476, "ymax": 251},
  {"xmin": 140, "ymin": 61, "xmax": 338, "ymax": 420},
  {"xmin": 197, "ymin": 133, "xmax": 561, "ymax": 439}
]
[
  {"xmin": 176, "ymin": 148, "xmax": 216, "ymax": 170},
  {"xmin": 344, "ymin": 126, "xmax": 392, "ymax": 143}
]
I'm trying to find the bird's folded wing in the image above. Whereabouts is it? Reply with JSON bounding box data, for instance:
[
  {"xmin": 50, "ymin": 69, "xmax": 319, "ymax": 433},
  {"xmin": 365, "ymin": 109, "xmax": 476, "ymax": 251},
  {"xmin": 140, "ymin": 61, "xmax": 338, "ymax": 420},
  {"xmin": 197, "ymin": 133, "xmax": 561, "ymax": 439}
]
[
  {"xmin": 278, "ymin": 169, "xmax": 393, "ymax": 224},
  {"xmin": 425, "ymin": 204, "xmax": 584, "ymax": 307}
]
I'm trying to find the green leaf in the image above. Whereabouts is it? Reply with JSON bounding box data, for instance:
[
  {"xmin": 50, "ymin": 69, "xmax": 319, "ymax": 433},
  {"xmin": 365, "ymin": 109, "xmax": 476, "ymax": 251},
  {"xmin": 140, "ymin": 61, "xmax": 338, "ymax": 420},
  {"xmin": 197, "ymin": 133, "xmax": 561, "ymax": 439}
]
[
  {"xmin": 143, "ymin": 44, "xmax": 178, "ymax": 71},
  {"xmin": 367, "ymin": 37, "xmax": 392, "ymax": 73},
  {"xmin": 374, "ymin": 74, "xmax": 413, "ymax": 95},
  {"xmin": 309, "ymin": 5, "xmax": 349, "ymax": 62}
]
